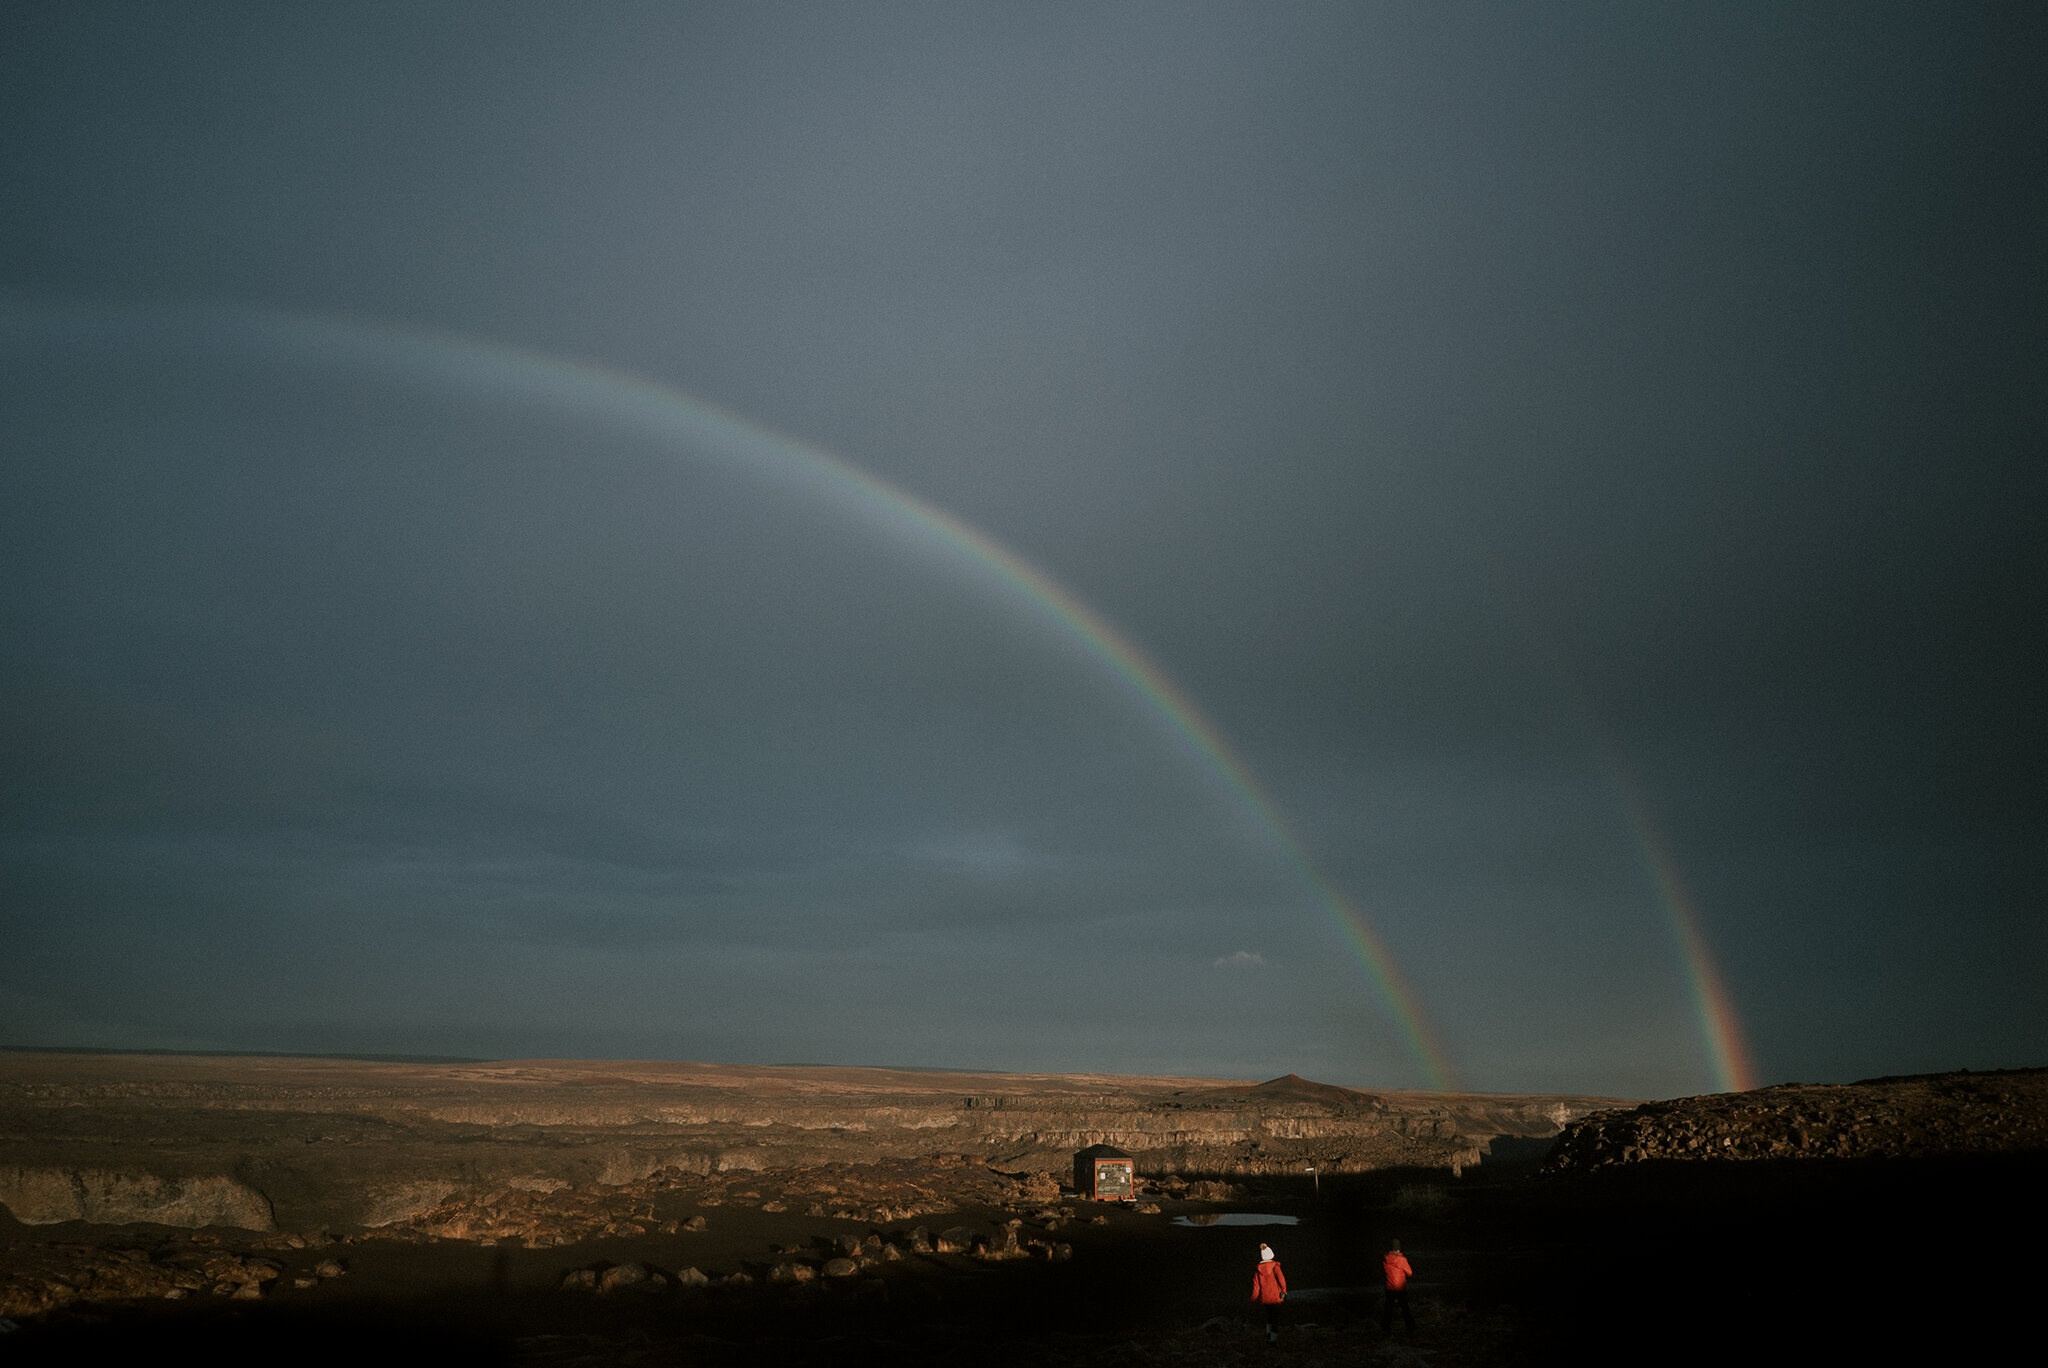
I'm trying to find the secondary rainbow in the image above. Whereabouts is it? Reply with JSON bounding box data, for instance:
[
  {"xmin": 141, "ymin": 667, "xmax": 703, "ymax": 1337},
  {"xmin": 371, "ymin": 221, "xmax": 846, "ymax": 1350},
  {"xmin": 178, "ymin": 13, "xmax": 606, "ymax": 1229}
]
[
  {"xmin": 1602, "ymin": 765, "xmax": 1759, "ymax": 1093},
  {"xmin": 3, "ymin": 301, "xmax": 1458, "ymax": 1091},
  {"xmin": 1496, "ymin": 588, "xmax": 1759, "ymax": 1094}
]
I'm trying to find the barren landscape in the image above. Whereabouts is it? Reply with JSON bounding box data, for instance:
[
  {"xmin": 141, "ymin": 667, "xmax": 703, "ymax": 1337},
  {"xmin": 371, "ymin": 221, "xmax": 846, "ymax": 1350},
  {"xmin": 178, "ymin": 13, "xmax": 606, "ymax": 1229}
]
[
  {"xmin": 4, "ymin": 1053, "xmax": 2043, "ymax": 1363},
  {"xmin": 8, "ymin": 6, "xmax": 2042, "ymax": 1363},
  {"xmin": 0, "ymin": 1052, "xmax": 1612, "ymax": 1236}
]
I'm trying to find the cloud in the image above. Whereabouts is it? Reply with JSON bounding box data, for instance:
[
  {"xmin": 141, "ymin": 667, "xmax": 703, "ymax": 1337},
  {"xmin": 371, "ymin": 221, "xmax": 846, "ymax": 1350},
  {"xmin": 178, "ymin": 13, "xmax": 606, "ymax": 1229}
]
[
  {"xmin": 1213, "ymin": 950, "xmax": 1266, "ymax": 970},
  {"xmin": 905, "ymin": 829, "xmax": 1044, "ymax": 881}
]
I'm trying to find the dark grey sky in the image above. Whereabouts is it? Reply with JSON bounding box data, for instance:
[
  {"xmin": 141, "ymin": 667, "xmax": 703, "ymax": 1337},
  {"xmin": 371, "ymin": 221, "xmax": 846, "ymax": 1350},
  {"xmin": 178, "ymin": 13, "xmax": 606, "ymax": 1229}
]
[{"xmin": 3, "ymin": 2, "xmax": 2042, "ymax": 1096}]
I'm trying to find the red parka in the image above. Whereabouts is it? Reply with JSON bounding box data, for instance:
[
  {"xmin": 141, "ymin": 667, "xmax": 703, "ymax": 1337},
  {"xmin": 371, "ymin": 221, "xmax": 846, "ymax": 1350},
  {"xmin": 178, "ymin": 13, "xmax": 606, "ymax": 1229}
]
[
  {"xmin": 1383, "ymin": 1249, "xmax": 1413, "ymax": 1290},
  {"xmin": 1251, "ymin": 1258, "xmax": 1287, "ymax": 1304}
]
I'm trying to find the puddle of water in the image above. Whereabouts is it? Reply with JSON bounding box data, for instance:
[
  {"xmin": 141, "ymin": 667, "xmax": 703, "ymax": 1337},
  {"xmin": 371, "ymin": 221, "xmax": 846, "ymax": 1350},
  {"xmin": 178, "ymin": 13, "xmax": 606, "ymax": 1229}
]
[{"xmin": 1172, "ymin": 1212, "xmax": 1299, "ymax": 1227}]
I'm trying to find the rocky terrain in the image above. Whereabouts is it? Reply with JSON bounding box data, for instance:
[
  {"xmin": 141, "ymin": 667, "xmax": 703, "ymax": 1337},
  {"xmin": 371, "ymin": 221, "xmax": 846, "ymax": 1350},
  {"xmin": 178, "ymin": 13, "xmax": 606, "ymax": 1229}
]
[
  {"xmin": 0, "ymin": 1050, "xmax": 1619, "ymax": 1361},
  {"xmin": 1542, "ymin": 1065, "xmax": 2048, "ymax": 1170},
  {"xmin": 0, "ymin": 1052, "xmax": 1617, "ymax": 1235},
  {"xmin": 4, "ymin": 1055, "xmax": 2041, "ymax": 1363}
]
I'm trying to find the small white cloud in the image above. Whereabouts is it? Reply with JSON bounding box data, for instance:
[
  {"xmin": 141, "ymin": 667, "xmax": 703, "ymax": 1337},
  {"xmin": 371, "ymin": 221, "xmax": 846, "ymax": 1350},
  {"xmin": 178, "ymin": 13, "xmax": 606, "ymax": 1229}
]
[
  {"xmin": 1213, "ymin": 950, "xmax": 1266, "ymax": 970},
  {"xmin": 905, "ymin": 829, "xmax": 1040, "ymax": 881}
]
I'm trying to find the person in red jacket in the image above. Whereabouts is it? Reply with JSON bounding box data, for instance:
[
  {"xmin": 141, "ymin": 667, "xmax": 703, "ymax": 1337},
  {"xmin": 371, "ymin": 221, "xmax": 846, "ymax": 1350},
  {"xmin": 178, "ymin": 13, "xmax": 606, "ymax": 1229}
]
[
  {"xmin": 1250, "ymin": 1242, "xmax": 1288, "ymax": 1343},
  {"xmin": 1381, "ymin": 1237, "xmax": 1416, "ymax": 1335}
]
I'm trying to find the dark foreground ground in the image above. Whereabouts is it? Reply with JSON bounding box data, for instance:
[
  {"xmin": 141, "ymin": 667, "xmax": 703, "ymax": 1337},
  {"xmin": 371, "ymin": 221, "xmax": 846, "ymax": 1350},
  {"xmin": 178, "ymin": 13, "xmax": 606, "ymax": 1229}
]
[{"xmin": 6, "ymin": 1144, "xmax": 2041, "ymax": 1366}]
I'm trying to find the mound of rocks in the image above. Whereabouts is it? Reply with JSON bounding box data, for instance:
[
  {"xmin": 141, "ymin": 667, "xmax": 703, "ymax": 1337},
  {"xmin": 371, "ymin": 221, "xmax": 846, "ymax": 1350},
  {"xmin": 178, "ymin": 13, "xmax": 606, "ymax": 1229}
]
[{"xmin": 1544, "ymin": 1068, "xmax": 2048, "ymax": 1172}]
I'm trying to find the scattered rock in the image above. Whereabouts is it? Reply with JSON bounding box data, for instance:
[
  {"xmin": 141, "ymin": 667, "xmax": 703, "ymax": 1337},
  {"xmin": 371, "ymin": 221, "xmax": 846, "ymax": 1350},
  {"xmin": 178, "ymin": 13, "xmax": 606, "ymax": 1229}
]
[
  {"xmin": 980, "ymin": 1220, "xmax": 1023, "ymax": 1259},
  {"xmin": 596, "ymin": 1262, "xmax": 650, "ymax": 1294},
  {"xmin": 1017, "ymin": 1170, "xmax": 1060, "ymax": 1202}
]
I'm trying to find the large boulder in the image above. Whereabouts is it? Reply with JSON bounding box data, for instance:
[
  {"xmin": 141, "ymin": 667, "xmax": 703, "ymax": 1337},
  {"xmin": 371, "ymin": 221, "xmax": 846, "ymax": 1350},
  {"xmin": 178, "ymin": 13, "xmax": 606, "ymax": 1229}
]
[{"xmin": 0, "ymin": 1167, "xmax": 274, "ymax": 1231}]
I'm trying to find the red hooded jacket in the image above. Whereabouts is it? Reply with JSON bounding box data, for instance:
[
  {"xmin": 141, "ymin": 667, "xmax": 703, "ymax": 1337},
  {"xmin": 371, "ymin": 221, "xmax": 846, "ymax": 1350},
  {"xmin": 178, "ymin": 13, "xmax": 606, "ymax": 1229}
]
[
  {"xmin": 1250, "ymin": 1257, "xmax": 1288, "ymax": 1304},
  {"xmin": 1384, "ymin": 1249, "xmax": 1413, "ymax": 1291}
]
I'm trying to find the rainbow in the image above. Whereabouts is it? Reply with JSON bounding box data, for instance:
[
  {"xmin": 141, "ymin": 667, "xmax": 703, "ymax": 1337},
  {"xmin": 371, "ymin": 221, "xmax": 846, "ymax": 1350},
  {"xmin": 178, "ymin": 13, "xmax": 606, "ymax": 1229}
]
[
  {"xmin": 2, "ymin": 301, "xmax": 1458, "ymax": 1090},
  {"xmin": 1496, "ymin": 591, "xmax": 1758, "ymax": 1094},
  {"xmin": 1602, "ymin": 765, "xmax": 1759, "ymax": 1093}
]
